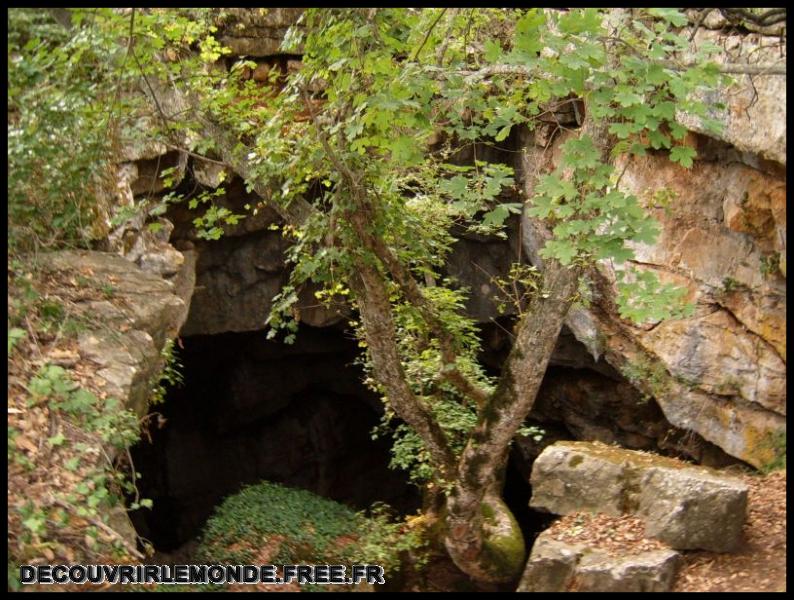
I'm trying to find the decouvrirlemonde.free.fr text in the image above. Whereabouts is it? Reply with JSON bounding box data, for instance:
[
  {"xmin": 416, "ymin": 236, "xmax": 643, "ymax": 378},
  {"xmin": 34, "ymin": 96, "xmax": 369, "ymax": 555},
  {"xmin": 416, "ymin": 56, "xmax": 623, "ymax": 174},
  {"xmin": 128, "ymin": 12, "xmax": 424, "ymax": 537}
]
[{"xmin": 20, "ymin": 564, "xmax": 386, "ymax": 586}]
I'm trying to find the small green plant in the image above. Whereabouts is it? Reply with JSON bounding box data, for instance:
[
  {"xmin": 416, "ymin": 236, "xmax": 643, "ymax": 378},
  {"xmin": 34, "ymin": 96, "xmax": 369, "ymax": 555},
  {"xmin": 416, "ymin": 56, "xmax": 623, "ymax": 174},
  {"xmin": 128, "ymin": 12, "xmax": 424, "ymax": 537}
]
[
  {"xmin": 38, "ymin": 298, "xmax": 66, "ymax": 333},
  {"xmin": 8, "ymin": 328, "xmax": 26, "ymax": 355},
  {"xmin": 99, "ymin": 282, "xmax": 116, "ymax": 298},
  {"xmin": 357, "ymin": 502, "xmax": 430, "ymax": 574},
  {"xmin": 716, "ymin": 376, "xmax": 743, "ymax": 397},
  {"xmin": 161, "ymin": 186, "xmax": 246, "ymax": 241},
  {"xmin": 760, "ymin": 252, "xmax": 781, "ymax": 279},
  {"xmin": 722, "ymin": 277, "xmax": 746, "ymax": 293},
  {"xmin": 647, "ymin": 186, "xmax": 677, "ymax": 216},
  {"xmin": 150, "ymin": 339, "xmax": 184, "ymax": 406},
  {"xmin": 492, "ymin": 263, "xmax": 543, "ymax": 315},
  {"xmin": 620, "ymin": 356, "xmax": 670, "ymax": 402},
  {"xmin": 517, "ymin": 424, "xmax": 545, "ymax": 443}
]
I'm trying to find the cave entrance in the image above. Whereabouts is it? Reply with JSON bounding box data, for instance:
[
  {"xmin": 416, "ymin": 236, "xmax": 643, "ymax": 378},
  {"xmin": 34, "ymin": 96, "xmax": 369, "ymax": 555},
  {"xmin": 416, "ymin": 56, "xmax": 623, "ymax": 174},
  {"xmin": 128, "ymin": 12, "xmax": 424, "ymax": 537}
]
[{"xmin": 129, "ymin": 325, "xmax": 421, "ymax": 553}]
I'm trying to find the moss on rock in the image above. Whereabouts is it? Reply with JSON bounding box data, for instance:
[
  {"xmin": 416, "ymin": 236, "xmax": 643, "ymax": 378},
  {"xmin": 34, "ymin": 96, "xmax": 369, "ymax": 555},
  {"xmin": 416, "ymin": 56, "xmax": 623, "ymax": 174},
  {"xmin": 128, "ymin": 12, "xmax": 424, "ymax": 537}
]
[{"xmin": 479, "ymin": 496, "xmax": 526, "ymax": 581}]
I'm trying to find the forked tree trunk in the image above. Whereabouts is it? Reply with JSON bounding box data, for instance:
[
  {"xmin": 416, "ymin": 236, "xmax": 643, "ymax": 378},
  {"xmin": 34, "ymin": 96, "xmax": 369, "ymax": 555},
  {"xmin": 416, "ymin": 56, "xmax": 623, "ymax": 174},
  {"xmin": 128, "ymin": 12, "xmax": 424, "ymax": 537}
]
[
  {"xmin": 442, "ymin": 258, "xmax": 581, "ymax": 582},
  {"xmin": 188, "ymin": 88, "xmax": 594, "ymax": 584}
]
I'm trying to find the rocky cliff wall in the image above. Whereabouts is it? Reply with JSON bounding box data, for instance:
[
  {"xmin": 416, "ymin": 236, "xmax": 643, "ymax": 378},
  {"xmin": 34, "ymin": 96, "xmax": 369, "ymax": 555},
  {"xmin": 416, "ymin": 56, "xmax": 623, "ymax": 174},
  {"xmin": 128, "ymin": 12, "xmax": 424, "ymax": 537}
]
[
  {"xmin": 108, "ymin": 10, "xmax": 784, "ymax": 469},
  {"xmin": 518, "ymin": 26, "xmax": 785, "ymax": 468}
]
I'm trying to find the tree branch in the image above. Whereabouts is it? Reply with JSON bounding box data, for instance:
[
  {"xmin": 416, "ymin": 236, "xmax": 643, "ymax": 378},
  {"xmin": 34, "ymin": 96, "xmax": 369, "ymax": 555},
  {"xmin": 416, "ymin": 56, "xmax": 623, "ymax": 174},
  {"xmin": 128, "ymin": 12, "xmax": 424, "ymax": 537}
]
[
  {"xmin": 349, "ymin": 263, "xmax": 457, "ymax": 477},
  {"xmin": 299, "ymin": 89, "xmax": 492, "ymax": 408},
  {"xmin": 411, "ymin": 8, "xmax": 448, "ymax": 63}
]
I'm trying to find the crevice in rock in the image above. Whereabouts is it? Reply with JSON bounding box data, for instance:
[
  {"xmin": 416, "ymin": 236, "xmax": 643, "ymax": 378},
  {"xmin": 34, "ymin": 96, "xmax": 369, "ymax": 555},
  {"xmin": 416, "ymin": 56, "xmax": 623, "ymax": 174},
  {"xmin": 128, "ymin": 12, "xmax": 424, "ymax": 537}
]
[
  {"xmin": 706, "ymin": 300, "xmax": 786, "ymax": 366},
  {"xmin": 691, "ymin": 131, "xmax": 786, "ymax": 178}
]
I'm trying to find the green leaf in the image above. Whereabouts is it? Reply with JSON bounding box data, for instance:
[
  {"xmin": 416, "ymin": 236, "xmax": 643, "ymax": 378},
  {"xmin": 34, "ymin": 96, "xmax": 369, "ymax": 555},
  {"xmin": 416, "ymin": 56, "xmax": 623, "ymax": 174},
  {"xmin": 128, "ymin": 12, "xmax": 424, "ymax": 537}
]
[
  {"xmin": 48, "ymin": 433, "xmax": 66, "ymax": 447},
  {"xmin": 669, "ymin": 145, "xmax": 696, "ymax": 168},
  {"xmin": 440, "ymin": 175, "xmax": 469, "ymax": 200},
  {"xmin": 481, "ymin": 205, "xmax": 509, "ymax": 228},
  {"xmin": 8, "ymin": 328, "xmax": 26, "ymax": 355},
  {"xmin": 540, "ymin": 239, "xmax": 578, "ymax": 265},
  {"xmin": 668, "ymin": 121, "xmax": 688, "ymax": 141},
  {"xmin": 647, "ymin": 129, "xmax": 671, "ymax": 149},
  {"xmin": 494, "ymin": 124, "xmax": 512, "ymax": 142},
  {"xmin": 560, "ymin": 136, "xmax": 600, "ymax": 169},
  {"xmin": 609, "ymin": 122, "xmax": 634, "ymax": 139},
  {"xmin": 483, "ymin": 39, "xmax": 502, "ymax": 63},
  {"xmin": 514, "ymin": 9, "xmax": 546, "ymax": 56},
  {"xmin": 614, "ymin": 89, "xmax": 643, "ymax": 107},
  {"xmin": 647, "ymin": 8, "xmax": 689, "ymax": 27}
]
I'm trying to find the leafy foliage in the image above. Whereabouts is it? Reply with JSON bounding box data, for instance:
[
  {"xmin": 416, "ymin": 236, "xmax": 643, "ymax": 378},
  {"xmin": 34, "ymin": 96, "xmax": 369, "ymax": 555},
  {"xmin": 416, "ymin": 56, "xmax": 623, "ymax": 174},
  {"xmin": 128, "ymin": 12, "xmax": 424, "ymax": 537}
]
[
  {"xmin": 149, "ymin": 339, "xmax": 184, "ymax": 406},
  {"xmin": 7, "ymin": 7, "xmax": 730, "ymax": 579},
  {"xmin": 8, "ymin": 9, "xmax": 132, "ymax": 253},
  {"xmin": 615, "ymin": 268, "xmax": 695, "ymax": 324},
  {"xmin": 10, "ymin": 362, "xmax": 147, "ymax": 565},
  {"xmin": 198, "ymin": 481, "xmax": 423, "ymax": 577}
]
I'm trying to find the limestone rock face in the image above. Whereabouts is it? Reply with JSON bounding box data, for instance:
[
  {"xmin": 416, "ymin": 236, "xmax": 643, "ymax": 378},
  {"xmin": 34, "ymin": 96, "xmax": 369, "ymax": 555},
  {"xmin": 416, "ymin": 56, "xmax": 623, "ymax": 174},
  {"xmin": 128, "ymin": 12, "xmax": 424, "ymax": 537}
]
[
  {"xmin": 180, "ymin": 230, "xmax": 288, "ymax": 336},
  {"xmin": 518, "ymin": 79, "xmax": 786, "ymax": 468},
  {"xmin": 41, "ymin": 251, "xmax": 189, "ymax": 417},
  {"xmin": 524, "ymin": 368, "xmax": 738, "ymax": 468},
  {"xmin": 530, "ymin": 441, "xmax": 749, "ymax": 552},
  {"xmin": 678, "ymin": 29, "xmax": 786, "ymax": 166},
  {"xmin": 215, "ymin": 8, "xmax": 304, "ymax": 56},
  {"xmin": 192, "ymin": 158, "xmax": 230, "ymax": 189},
  {"xmin": 443, "ymin": 222, "xmax": 521, "ymax": 322},
  {"xmin": 517, "ymin": 530, "xmax": 681, "ymax": 592}
]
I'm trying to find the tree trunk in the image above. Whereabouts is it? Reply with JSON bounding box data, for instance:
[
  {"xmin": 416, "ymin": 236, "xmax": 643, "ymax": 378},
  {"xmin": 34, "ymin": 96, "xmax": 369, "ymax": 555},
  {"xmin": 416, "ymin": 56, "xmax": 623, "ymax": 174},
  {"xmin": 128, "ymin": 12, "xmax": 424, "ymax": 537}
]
[{"xmin": 442, "ymin": 258, "xmax": 581, "ymax": 582}]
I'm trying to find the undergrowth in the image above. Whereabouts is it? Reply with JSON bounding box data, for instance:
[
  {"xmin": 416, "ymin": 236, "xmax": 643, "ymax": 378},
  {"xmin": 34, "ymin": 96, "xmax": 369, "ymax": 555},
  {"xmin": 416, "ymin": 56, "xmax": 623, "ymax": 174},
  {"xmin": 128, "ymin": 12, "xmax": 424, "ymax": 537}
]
[{"xmin": 197, "ymin": 481, "xmax": 427, "ymax": 590}]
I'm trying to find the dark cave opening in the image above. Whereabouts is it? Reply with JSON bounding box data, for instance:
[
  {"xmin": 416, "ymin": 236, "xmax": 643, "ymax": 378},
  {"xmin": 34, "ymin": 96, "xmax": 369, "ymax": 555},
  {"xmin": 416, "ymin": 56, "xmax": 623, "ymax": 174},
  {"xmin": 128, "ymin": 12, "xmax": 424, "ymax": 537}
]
[
  {"xmin": 129, "ymin": 325, "xmax": 421, "ymax": 553},
  {"xmin": 127, "ymin": 315, "xmax": 675, "ymax": 569},
  {"xmin": 503, "ymin": 452, "xmax": 556, "ymax": 550}
]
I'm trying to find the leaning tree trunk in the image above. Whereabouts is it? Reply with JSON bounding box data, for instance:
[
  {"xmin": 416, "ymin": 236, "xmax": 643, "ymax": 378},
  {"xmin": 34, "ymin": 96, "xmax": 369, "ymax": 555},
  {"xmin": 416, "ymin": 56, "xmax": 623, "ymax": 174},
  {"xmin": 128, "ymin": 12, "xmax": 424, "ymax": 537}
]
[
  {"xmin": 439, "ymin": 92, "xmax": 615, "ymax": 580},
  {"xmin": 442, "ymin": 258, "xmax": 582, "ymax": 582}
]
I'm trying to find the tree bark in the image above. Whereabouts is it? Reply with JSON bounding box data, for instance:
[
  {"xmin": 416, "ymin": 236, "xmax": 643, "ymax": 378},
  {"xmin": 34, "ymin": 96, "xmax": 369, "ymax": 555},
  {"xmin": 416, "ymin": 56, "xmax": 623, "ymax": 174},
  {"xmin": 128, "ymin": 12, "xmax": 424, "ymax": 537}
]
[
  {"xmin": 443, "ymin": 258, "xmax": 581, "ymax": 581},
  {"xmin": 348, "ymin": 259, "xmax": 457, "ymax": 479}
]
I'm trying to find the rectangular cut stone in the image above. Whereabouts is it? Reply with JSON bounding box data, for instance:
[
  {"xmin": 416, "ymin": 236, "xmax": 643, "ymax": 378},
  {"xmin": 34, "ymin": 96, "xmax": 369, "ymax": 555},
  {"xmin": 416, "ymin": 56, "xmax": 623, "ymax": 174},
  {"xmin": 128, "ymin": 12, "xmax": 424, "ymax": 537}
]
[
  {"xmin": 529, "ymin": 441, "xmax": 748, "ymax": 552},
  {"xmin": 529, "ymin": 442, "xmax": 627, "ymax": 516}
]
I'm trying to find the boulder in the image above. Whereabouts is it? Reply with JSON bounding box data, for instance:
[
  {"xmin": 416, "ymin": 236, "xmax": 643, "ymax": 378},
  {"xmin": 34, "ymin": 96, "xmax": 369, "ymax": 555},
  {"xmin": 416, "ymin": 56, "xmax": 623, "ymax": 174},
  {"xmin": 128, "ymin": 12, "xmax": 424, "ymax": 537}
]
[
  {"xmin": 517, "ymin": 530, "xmax": 681, "ymax": 592},
  {"xmin": 530, "ymin": 441, "xmax": 748, "ymax": 552},
  {"xmin": 573, "ymin": 547, "xmax": 681, "ymax": 592},
  {"xmin": 637, "ymin": 467, "xmax": 748, "ymax": 552},
  {"xmin": 42, "ymin": 251, "xmax": 189, "ymax": 417}
]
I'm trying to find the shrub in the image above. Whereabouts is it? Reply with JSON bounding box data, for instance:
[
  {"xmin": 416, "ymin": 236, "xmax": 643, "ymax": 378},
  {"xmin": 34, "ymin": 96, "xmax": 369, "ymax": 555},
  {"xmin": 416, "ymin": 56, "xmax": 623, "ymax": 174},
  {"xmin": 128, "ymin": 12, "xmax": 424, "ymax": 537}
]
[{"xmin": 198, "ymin": 482, "xmax": 423, "ymax": 578}]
